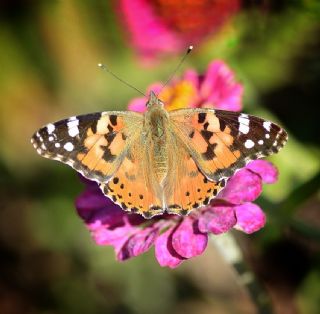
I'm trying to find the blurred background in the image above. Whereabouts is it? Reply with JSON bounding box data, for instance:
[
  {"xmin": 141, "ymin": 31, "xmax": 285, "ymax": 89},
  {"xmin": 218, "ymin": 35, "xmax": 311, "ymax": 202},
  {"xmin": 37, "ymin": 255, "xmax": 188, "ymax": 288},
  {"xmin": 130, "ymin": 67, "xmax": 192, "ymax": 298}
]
[{"xmin": 0, "ymin": 1, "xmax": 319, "ymax": 313}]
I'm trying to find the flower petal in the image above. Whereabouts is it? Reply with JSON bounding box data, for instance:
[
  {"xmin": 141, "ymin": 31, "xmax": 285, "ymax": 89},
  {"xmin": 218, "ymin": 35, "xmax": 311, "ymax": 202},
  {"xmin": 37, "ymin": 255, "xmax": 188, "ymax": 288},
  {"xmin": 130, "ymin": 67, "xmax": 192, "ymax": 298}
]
[
  {"xmin": 119, "ymin": 0, "xmax": 182, "ymax": 61},
  {"xmin": 146, "ymin": 83, "xmax": 163, "ymax": 96},
  {"xmin": 75, "ymin": 183, "xmax": 125, "ymax": 227},
  {"xmin": 200, "ymin": 60, "xmax": 243, "ymax": 111},
  {"xmin": 234, "ymin": 203, "xmax": 266, "ymax": 234},
  {"xmin": 183, "ymin": 69, "xmax": 200, "ymax": 92},
  {"xmin": 198, "ymin": 205, "xmax": 236, "ymax": 234},
  {"xmin": 75, "ymin": 180, "xmax": 149, "ymax": 258},
  {"xmin": 155, "ymin": 227, "xmax": 184, "ymax": 268},
  {"xmin": 128, "ymin": 97, "xmax": 147, "ymax": 112},
  {"xmin": 93, "ymin": 221, "xmax": 132, "ymax": 248},
  {"xmin": 118, "ymin": 226, "xmax": 158, "ymax": 260},
  {"xmin": 246, "ymin": 160, "xmax": 278, "ymax": 184},
  {"xmin": 171, "ymin": 217, "xmax": 208, "ymax": 258},
  {"xmin": 219, "ymin": 168, "xmax": 262, "ymax": 204},
  {"xmin": 119, "ymin": 0, "xmax": 240, "ymax": 62}
]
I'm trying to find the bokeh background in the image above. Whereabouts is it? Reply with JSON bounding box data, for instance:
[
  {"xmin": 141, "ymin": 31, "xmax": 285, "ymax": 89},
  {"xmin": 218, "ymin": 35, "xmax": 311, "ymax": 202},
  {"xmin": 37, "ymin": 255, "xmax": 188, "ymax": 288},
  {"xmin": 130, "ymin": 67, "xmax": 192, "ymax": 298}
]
[{"xmin": 0, "ymin": 1, "xmax": 319, "ymax": 313}]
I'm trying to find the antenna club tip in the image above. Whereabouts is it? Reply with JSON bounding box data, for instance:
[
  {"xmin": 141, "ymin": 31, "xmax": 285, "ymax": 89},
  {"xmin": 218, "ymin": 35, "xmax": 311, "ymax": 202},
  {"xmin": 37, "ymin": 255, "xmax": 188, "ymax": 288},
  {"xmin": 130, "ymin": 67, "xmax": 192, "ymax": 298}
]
[
  {"xmin": 98, "ymin": 63, "xmax": 107, "ymax": 70},
  {"xmin": 188, "ymin": 45, "xmax": 193, "ymax": 52}
]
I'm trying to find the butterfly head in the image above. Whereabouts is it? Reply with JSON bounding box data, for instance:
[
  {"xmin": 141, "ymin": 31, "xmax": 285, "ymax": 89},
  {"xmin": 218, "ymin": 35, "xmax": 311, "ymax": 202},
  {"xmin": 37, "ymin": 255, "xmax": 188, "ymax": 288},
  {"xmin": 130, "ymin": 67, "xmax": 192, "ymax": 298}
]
[{"xmin": 146, "ymin": 91, "xmax": 164, "ymax": 109}]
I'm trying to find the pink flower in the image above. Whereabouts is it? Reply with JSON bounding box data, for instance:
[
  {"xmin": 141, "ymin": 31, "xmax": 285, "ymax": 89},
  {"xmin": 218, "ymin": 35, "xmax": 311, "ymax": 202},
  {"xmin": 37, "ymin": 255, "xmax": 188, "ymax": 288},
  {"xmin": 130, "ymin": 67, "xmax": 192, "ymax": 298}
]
[
  {"xmin": 129, "ymin": 60, "xmax": 243, "ymax": 112},
  {"xmin": 75, "ymin": 60, "xmax": 278, "ymax": 268},
  {"xmin": 118, "ymin": 0, "xmax": 240, "ymax": 62},
  {"xmin": 76, "ymin": 160, "xmax": 277, "ymax": 268}
]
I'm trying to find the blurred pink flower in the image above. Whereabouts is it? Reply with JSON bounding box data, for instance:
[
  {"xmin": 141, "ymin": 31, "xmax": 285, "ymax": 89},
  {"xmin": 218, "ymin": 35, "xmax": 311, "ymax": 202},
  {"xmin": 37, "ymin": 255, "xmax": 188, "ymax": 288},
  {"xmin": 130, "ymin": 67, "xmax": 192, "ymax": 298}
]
[
  {"xmin": 118, "ymin": 0, "xmax": 240, "ymax": 62},
  {"xmin": 75, "ymin": 60, "xmax": 278, "ymax": 268},
  {"xmin": 129, "ymin": 60, "xmax": 243, "ymax": 112}
]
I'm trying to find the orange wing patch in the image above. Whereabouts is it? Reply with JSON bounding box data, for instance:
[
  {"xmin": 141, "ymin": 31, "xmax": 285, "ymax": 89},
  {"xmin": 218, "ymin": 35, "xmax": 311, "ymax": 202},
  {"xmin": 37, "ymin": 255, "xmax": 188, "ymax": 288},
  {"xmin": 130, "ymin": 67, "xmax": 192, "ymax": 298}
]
[
  {"xmin": 191, "ymin": 112, "xmax": 241, "ymax": 167},
  {"xmin": 75, "ymin": 114, "xmax": 131, "ymax": 181},
  {"xmin": 77, "ymin": 131, "xmax": 126, "ymax": 175},
  {"xmin": 164, "ymin": 149, "xmax": 225, "ymax": 216},
  {"xmin": 170, "ymin": 109, "xmax": 242, "ymax": 181},
  {"xmin": 100, "ymin": 149, "xmax": 164, "ymax": 218}
]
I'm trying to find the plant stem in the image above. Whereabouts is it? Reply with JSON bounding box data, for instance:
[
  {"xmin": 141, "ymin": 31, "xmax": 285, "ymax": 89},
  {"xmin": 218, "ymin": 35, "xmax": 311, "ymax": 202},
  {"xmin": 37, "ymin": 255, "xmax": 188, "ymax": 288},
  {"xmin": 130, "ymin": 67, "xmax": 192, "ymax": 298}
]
[{"xmin": 211, "ymin": 232, "xmax": 273, "ymax": 314}]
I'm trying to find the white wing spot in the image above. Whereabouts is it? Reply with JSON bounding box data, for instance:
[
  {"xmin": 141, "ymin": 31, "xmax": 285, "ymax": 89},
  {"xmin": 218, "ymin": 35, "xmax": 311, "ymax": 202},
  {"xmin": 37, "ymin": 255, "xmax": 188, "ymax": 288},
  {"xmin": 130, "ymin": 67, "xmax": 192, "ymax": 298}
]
[
  {"xmin": 273, "ymin": 141, "xmax": 278, "ymax": 147},
  {"xmin": 47, "ymin": 123, "xmax": 55, "ymax": 134},
  {"xmin": 64, "ymin": 142, "xmax": 74, "ymax": 152},
  {"xmin": 55, "ymin": 143, "xmax": 61, "ymax": 148},
  {"xmin": 36, "ymin": 132, "xmax": 43, "ymax": 142},
  {"xmin": 238, "ymin": 114, "xmax": 250, "ymax": 134},
  {"xmin": 41, "ymin": 143, "xmax": 47, "ymax": 150},
  {"xmin": 67, "ymin": 118, "xmax": 80, "ymax": 137},
  {"xmin": 275, "ymin": 130, "xmax": 282, "ymax": 140},
  {"xmin": 68, "ymin": 127, "xmax": 79, "ymax": 137},
  {"xmin": 48, "ymin": 136, "xmax": 54, "ymax": 142},
  {"xmin": 265, "ymin": 133, "xmax": 270, "ymax": 139},
  {"xmin": 258, "ymin": 140, "xmax": 264, "ymax": 145},
  {"xmin": 36, "ymin": 133, "xmax": 44, "ymax": 142},
  {"xmin": 263, "ymin": 121, "xmax": 271, "ymax": 132},
  {"xmin": 244, "ymin": 139, "xmax": 255, "ymax": 149}
]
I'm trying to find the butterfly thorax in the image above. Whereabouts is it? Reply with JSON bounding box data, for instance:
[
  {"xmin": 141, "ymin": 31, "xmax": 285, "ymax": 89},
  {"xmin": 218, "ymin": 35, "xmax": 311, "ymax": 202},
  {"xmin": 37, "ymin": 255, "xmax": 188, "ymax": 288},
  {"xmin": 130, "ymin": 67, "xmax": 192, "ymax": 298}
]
[{"xmin": 144, "ymin": 97, "xmax": 170, "ymax": 184}]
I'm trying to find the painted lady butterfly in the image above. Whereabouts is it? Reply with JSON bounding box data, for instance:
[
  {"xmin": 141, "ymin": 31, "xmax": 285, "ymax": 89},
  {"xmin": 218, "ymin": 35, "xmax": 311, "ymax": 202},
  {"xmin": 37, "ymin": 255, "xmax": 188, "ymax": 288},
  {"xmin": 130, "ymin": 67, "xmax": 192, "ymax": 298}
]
[{"xmin": 31, "ymin": 91, "xmax": 287, "ymax": 218}]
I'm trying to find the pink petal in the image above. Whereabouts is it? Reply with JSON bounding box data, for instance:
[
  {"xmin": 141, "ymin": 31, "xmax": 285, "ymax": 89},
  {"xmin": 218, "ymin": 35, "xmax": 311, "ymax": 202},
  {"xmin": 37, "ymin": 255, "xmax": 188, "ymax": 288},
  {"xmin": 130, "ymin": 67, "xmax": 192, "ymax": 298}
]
[
  {"xmin": 93, "ymin": 223, "xmax": 132, "ymax": 248},
  {"xmin": 219, "ymin": 168, "xmax": 262, "ymax": 204},
  {"xmin": 75, "ymin": 186, "xmax": 125, "ymax": 227},
  {"xmin": 234, "ymin": 203, "xmax": 266, "ymax": 234},
  {"xmin": 75, "ymin": 181, "xmax": 147, "ymax": 257},
  {"xmin": 146, "ymin": 83, "xmax": 163, "ymax": 96},
  {"xmin": 119, "ymin": 0, "xmax": 182, "ymax": 60},
  {"xmin": 75, "ymin": 188, "xmax": 108, "ymax": 219},
  {"xmin": 118, "ymin": 227, "xmax": 158, "ymax": 260},
  {"xmin": 246, "ymin": 160, "xmax": 278, "ymax": 184},
  {"xmin": 200, "ymin": 60, "xmax": 243, "ymax": 111},
  {"xmin": 171, "ymin": 217, "xmax": 208, "ymax": 258},
  {"xmin": 183, "ymin": 69, "xmax": 200, "ymax": 91},
  {"xmin": 155, "ymin": 227, "xmax": 184, "ymax": 268},
  {"xmin": 127, "ymin": 97, "xmax": 147, "ymax": 112},
  {"xmin": 198, "ymin": 205, "xmax": 236, "ymax": 234}
]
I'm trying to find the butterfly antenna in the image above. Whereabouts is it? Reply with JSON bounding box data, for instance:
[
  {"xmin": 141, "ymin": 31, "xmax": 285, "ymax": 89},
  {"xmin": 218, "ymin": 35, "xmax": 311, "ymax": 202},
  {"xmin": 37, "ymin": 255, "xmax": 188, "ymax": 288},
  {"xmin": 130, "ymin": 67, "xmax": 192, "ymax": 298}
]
[
  {"xmin": 157, "ymin": 45, "xmax": 193, "ymax": 96},
  {"xmin": 98, "ymin": 63, "xmax": 146, "ymax": 97}
]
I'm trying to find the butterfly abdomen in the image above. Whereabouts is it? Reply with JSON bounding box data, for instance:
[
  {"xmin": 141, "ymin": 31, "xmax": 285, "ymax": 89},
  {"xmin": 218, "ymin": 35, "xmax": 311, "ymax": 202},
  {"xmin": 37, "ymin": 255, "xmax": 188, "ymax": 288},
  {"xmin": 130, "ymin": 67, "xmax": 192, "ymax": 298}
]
[{"xmin": 153, "ymin": 148, "xmax": 168, "ymax": 183}]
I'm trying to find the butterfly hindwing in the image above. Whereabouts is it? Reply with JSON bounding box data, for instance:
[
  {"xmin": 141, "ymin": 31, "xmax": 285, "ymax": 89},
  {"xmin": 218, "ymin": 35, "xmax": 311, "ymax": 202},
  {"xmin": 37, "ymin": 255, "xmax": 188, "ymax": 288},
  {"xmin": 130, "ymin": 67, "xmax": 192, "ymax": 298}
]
[
  {"xmin": 169, "ymin": 108, "xmax": 288, "ymax": 182},
  {"xmin": 99, "ymin": 139, "xmax": 164, "ymax": 218},
  {"xmin": 31, "ymin": 111, "xmax": 143, "ymax": 182},
  {"xmin": 163, "ymin": 135, "xmax": 226, "ymax": 215}
]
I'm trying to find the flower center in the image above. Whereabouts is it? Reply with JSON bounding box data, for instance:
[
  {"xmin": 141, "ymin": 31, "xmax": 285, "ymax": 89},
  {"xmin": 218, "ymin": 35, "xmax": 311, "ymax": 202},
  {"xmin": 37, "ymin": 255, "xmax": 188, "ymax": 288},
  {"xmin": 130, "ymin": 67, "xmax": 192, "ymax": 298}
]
[
  {"xmin": 159, "ymin": 80, "xmax": 197, "ymax": 111},
  {"xmin": 151, "ymin": 0, "xmax": 240, "ymax": 40}
]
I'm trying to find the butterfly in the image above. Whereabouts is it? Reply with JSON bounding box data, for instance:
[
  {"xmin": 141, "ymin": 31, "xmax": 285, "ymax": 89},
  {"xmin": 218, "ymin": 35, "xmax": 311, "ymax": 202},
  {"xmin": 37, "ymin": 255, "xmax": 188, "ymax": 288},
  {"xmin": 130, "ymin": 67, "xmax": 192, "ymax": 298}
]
[{"xmin": 31, "ymin": 91, "xmax": 287, "ymax": 218}]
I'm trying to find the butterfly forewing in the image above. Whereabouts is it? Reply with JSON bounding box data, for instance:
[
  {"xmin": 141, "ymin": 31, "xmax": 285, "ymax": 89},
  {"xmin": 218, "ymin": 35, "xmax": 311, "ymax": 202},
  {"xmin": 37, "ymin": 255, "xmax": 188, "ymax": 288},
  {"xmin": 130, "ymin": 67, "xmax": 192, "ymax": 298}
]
[
  {"xmin": 169, "ymin": 108, "xmax": 288, "ymax": 182},
  {"xmin": 31, "ymin": 111, "xmax": 143, "ymax": 182}
]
